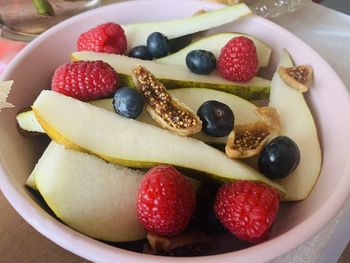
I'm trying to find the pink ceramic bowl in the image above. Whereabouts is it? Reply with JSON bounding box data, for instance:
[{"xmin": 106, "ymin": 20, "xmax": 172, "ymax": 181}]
[{"xmin": 1, "ymin": 1, "xmax": 350, "ymax": 262}]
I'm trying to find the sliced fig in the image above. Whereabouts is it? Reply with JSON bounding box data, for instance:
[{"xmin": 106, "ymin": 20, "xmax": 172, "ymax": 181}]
[
  {"xmin": 254, "ymin": 106, "xmax": 281, "ymax": 133},
  {"xmin": 132, "ymin": 65, "xmax": 202, "ymax": 136},
  {"xmin": 145, "ymin": 228, "xmax": 212, "ymax": 255},
  {"xmin": 225, "ymin": 122, "xmax": 270, "ymax": 158},
  {"xmin": 278, "ymin": 65, "xmax": 313, "ymax": 92},
  {"xmin": 225, "ymin": 106, "xmax": 280, "ymax": 158}
]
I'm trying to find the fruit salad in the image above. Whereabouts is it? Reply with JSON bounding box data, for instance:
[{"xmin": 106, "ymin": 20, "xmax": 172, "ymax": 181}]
[{"xmin": 12, "ymin": 3, "xmax": 321, "ymax": 256}]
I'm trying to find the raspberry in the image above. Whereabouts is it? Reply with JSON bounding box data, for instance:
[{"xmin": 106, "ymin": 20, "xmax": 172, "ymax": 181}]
[
  {"xmin": 51, "ymin": 60, "xmax": 118, "ymax": 101},
  {"xmin": 77, "ymin": 22, "xmax": 127, "ymax": 54},
  {"xmin": 218, "ymin": 36, "xmax": 259, "ymax": 82},
  {"xmin": 136, "ymin": 165, "xmax": 196, "ymax": 236},
  {"xmin": 214, "ymin": 181, "xmax": 280, "ymax": 243}
]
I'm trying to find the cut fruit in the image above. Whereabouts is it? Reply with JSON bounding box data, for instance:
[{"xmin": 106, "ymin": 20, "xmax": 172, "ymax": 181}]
[
  {"xmin": 132, "ymin": 65, "xmax": 202, "ymax": 136},
  {"xmin": 17, "ymin": 109, "xmax": 45, "ymax": 133},
  {"xmin": 27, "ymin": 142, "xmax": 203, "ymax": 192},
  {"xmin": 225, "ymin": 122, "xmax": 271, "ymax": 159},
  {"xmin": 169, "ymin": 88, "xmax": 259, "ymax": 144},
  {"xmin": 26, "ymin": 168, "xmax": 37, "ymax": 189},
  {"xmin": 254, "ymin": 106, "xmax": 281, "ymax": 133},
  {"xmin": 71, "ymin": 51, "xmax": 271, "ymax": 100},
  {"xmin": 32, "ymin": 90, "xmax": 284, "ymax": 193},
  {"xmin": 225, "ymin": 107, "xmax": 280, "ymax": 158},
  {"xmin": 32, "ymin": 141, "xmax": 146, "ymax": 242},
  {"xmin": 278, "ymin": 65, "xmax": 313, "ymax": 92},
  {"xmin": 122, "ymin": 4, "xmax": 252, "ymax": 50},
  {"xmin": 269, "ymin": 50, "xmax": 321, "ymax": 201},
  {"xmin": 156, "ymin": 33, "xmax": 271, "ymax": 68},
  {"xmin": 18, "ymin": 88, "xmax": 258, "ymax": 145}
]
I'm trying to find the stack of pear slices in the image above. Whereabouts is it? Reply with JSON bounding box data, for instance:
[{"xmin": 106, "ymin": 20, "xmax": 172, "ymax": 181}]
[{"xmin": 17, "ymin": 4, "xmax": 321, "ymax": 244}]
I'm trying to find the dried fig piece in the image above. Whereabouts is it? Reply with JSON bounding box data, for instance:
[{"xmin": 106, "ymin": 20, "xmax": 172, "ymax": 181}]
[
  {"xmin": 225, "ymin": 106, "xmax": 280, "ymax": 158},
  {"xmin": 193, "ymin": 9, "xmax": 206, "ymax": 16},
  {"xmin": 144, "ymin": 228, "xmax": 212, "ymax": 256},
  {"xmin": 225, "ymin": 122, "xmax": 270, "ymax": 159},
  {"xmin": 278, "ymin": 65, "xmax": 313, "ymax": 92},
  {"xmin": 254, "ymin": 106, "xmax": 281, "ymax": 133},
  {"xmin": 132, "ymin": 65, "xmax": 202, "ymax": 136}
]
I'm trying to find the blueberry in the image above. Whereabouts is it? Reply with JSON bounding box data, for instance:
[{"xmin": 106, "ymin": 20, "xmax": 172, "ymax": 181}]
[
  {"xmin": 186, "ymin": 50, "xmax": 216, "ymax": 75},
  {"xmin": 197, "ymin": 100, "xmax": 234, "ymax": 137},
  {"xmin": 128, "ymin": 45, "xmax": 153, "ymax": 60},
  {"xmin": 146, "ymin": 32, "xmax": 170, "ymax": 58},
  {"xmin": 258, "ymin": 136, "xmax": 300, "ymax": 179},
  {"xmin": 113, "ymin": 87, "xmax": 144, "ymax": 119}
]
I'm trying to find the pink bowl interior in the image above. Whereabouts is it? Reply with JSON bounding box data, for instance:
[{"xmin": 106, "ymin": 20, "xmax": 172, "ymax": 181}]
[{"xmin": 1, "ymin": 1, "xmax": 350, "ymax": 262}]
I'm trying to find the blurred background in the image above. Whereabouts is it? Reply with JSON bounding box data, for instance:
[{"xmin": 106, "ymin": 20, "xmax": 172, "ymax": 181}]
[
  {"xmin": 322, "ymin": 0, "xmax": 350, "ymax": 14},
  {"xmin": 0, "ymin": 0, "xmax": 350, "ymax": 74}
]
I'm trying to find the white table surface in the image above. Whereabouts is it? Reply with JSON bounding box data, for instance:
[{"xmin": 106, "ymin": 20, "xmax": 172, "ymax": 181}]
[{"xmin": 270, "ymin": 3, "xmax": 350, "ymax": 263}]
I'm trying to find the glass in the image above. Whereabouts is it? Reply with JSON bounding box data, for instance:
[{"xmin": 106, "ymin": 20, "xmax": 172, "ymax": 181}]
[
  {"xmin": 0, "ymin": 0, "xmax": 101, "ymax": 41},
  {"xmin": 246, "ymin": 0, "xmax": 312, "ymax": 17}
]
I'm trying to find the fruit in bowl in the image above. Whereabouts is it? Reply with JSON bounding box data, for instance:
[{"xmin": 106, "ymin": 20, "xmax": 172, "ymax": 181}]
[{"xmin": 0, "ymin": 1, "xmax": 349, "ymax": 262}]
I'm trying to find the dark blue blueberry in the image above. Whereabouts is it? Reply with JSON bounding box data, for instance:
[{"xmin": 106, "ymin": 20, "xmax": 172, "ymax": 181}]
[
  {"xmin": 113, "ymin": 87, "xmax": 144, "ymax": 119},
  {"xmin": 258, "ymin": 136, "xmax": 300, "ymax": 179},
  {"xmin": 128, "ymin": 45, "xmax": 153, "ymax": 60},
  {"xmin": 197, "ymin": 100, "xmax": 234, "ymax": 137},
  {"xmin": 146, "ymin": 32, "xmax": 170, "ymax": 58},
  {"xmin": 186, "ymin": 50, "xmax": 216, "ymax": 75}
]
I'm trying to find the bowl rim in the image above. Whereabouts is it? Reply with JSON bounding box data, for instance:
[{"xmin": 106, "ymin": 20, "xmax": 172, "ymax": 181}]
[{"xmin": 1, "ymin": 0, "xmax": 350, "ymax": 262}]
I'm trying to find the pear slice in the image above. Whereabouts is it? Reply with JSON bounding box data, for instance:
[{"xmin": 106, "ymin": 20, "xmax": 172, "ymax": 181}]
[
  {"xmin": 32, "ymin": 90, "xmax": 284, "ymax": 193},
  {"xmin": 168, "ymin": 88, "xmax": 259, "ymax": 144},
  {"xmin": 26, "ymin": 142, "xmax": 202, "ymax": 193},
  {"xmin": 156, "ymin": 33, "xmax": 271, "ymax": 68},
  {"xmin": 17, "ymin": 109, "xmax": 45, "ymax": 133},
  {"xmin": 18, "ymin": 88, "xmax": 259, "ymax": 145},
  {"xmin": 123, "ymin": 3, "xmax": 251, "ymax": 50},
  {"xmin": 31, "ymin": 141, "xmax": 146, "ymax": 242},
  {"xmin": 269, "ymin": 50, "xmax": 321, "ymax": 201},
  {"xmin": 71, "ymin": 51, "xmax": 271, "ymax": 100}
]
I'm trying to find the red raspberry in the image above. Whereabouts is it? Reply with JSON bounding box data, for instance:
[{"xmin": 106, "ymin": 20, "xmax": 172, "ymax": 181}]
[
  {"xmin": 218, "ymin": 36, "xmax": 259, "ymax": 82},
  {"xmin": 51, "ymin": 60, "xmax": 118, "ymax": 101},
  {"xmin": 77, "ymin": 22, "xmax": 127, "ymax": 54},
  {"xmin": 136, "ymin": 165, "xmax": 196, "ymax": 236},
  {"xmin": 214, "ymin": 181, "xmax": 280, "ymax": 243}
]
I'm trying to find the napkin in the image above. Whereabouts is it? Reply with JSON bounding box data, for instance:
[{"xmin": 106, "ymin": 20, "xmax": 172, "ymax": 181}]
[{"xmin": 0, "ymin": 81, "xmax": 14, "ymax": 111}]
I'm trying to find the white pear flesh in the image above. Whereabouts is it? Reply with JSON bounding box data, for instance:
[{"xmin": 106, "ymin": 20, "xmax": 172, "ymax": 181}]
[
  {"xmin": 32, "ymin": 141, "xmax": 146, "ymax": 242},
  {"xmin": 269, "ymin": 50, "xmax": 321, "ymax": 201},
  {"xmin": 32, "ymin": 90, "xmax": 284, "ymax": 193},
  {"xmin": 18, "ymin": 88, "xmax": 259, "ymax": 145},
  {"xmin": 122, "ymin": 4, "xmax": 251, "ymax": 50},
  {"xmin": 156, "ymin": 33, "xmax": 271, "ymax": 68},
  {"xmin": 17, "ymin": 110, "xmax": 45, "ymax": 133},
  {"xmin": 26, "ymin": 170, "xmax": 36, "ymax": 189}
]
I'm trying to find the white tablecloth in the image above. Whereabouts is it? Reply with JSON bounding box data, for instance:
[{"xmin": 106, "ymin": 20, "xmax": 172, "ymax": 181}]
[{"xmin": 270, "ymin": 3, "xmax": 350, "ymax": 263}]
